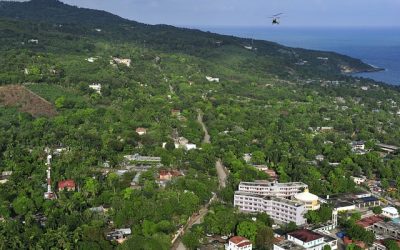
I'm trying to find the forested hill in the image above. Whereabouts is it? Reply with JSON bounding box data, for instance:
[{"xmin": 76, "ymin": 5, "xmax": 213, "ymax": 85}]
[
  {"xmin": 0, "ymin": 0, "xmax": 377, "ymax": 77},
  {"xmin": 2, "ymin": 0, "xmax": 400, "ymax": 249}
]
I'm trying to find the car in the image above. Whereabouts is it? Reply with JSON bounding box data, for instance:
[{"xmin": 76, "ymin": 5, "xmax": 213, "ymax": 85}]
[
  {"xmin": 221, "ymin": 236, "xmax": 228, "ymax": 240},
  {"xmin": 206, "ymin": 233, "xmax": 213, "ymax": 237}
]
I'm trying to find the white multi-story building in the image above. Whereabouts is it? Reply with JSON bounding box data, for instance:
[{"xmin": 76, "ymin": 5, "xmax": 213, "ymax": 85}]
[
  {"xmin": 234, "ymin": 191, "xmax": 307, "ymax": 225},
  {"xmin": 274, "ymin": 229, "xmax": 337, "ymax": 250},
  {"xmin": 238, "ymin": 181, "xmax": 308, "ymax": 198}
]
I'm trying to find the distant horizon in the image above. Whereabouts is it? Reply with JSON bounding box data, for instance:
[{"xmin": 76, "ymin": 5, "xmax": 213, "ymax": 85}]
[
  {"xmin": 2, "ymin": 0, "xmax": 399, "ymax": 28},
  {"xmin": 58, "ymin": 0, "xmax": 400, "ymax": 29}
]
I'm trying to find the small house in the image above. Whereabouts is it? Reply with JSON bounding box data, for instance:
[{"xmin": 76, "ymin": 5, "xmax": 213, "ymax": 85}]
[
  {"xmin": 136, "ymin": 127, "xmax": 147, "ymax": 136},
  {"xmin": 158, "ymin": 170, "xmax": 182, "ymax": 181},
  {"xmin": 89, "ymin": 83, "xmax": 102, "ymax": 94},
  {"xmin": 106, "ymin": 228, "xmax": 131, "ymax": 243},
  {"xmin": 58, "ymin": 179, "xmax": 76, "ymax": 191},
  {"xmin": 110, "ymin": 57, "xmax": 131, "ymax": 67},
  {"xmin": 315, "ymin": 155, "xmax": 325, "ymax": 162},
  {"xmin": 0, "ymin": 171, "xmax": 12, "ymax": 184},
  {"xmin": 225, "ymin": 236, "xmax": 252, "ymax": 250},
  {"xmin": 382, "ymin": 207, "xmax": 399, "ymax": 219},
  {"xmin": 206, "ymin": 76, "xmax": 220, "ymax": 83}
]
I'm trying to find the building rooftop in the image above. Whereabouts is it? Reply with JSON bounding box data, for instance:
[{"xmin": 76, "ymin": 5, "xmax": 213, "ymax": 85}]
[
  {"xmin": 294, "ymin": 189, "xmax": 319, "ymax": 202},
  {"xmin": 58, "ymin": 179, "xmax": 75, "ymax": 190},
  {"xmin": 229, "ymin": 236, "xmax": 251, "ymax": 246},
  {"xmin": 383, "ymin": 207, "xmax": 399, "ymax": 215},
  {"xmin": 239, "ymin": 180, "xmax": 307, "ymax": 187},
  {"xmin": 288, "ymin": 229, "xmax": 324, "ymax": 243},
  {"xmin": 374, "ymin": 221, "xmax": 400, "ymax": 231},
  {"xmin": 356, "ymin": 216, "xmax": 383, "ymax": 228},
  {"xmin": 274, "ymin": 240, "xmax": 305, "ymax": 250},
  {"xmin": 235, "ymin": 191, "xmax": 304, "ymax": 207},
  {"xmin": 326, "ymin": 193, "xmax": 379, "ymax": 207},
  {"xmin": 358, "ymin": 196, "xmax": 379, "ymax": 203}
]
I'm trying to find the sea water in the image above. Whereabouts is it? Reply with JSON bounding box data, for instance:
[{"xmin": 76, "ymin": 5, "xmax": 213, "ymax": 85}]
[{"xmin": 194, "ymin": 26, "xmax": 400, "ymax": 85}]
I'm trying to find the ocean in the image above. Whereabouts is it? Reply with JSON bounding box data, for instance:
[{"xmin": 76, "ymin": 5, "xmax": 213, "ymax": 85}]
[{"xmin": 194, "ymin": 26, "xmax": 400, "ymax": 85}]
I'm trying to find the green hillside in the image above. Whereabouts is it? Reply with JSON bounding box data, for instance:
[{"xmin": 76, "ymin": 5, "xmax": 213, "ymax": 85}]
[{"xmin": 0, "ymin": 0, "xmax": 398, "ymax": 249}]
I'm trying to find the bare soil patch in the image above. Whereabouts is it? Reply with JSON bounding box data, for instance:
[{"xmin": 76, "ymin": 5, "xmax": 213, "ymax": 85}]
[{"xmin": 0, "ymin": 84, "xmax": 57, "ymax": 117}]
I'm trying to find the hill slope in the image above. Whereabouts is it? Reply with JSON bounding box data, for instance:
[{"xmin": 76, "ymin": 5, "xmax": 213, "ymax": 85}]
[{"xmin": 0, "ymin": 0, "xmax": 378, "ymax": 77}]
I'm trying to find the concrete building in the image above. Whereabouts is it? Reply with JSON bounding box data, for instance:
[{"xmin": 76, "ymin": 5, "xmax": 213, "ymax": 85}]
[
  {"xmin": 89, "ymin": 83, "xmax": 102, "ymax": 94},
  {"xmin": 238, "ymin": 181, "xmax": 308, "ymax": 198},
  {"xmin": 106, "ymin": 228, "xmax": 132, "ymax": 244},
  {"xmin": 351, "ymin": 176, "xmax": 367, "ymax": 185},
  {"xmin": 382, "ymin": 207, "xmax": 399, "ymax": 219},
  {"xmin": 124, "ymin": 154, "xmax": 161, "ymax": 163},
  {"xmin": 376, "ymin": 143, "xmax": 399, "ymax": 154},
  {"xmin": 274, "ymin": 229, "xmax": 337, "ymax": 250},
  {"xmin": 294, "ymin": 189, "xmax": 321, "ymax": 211},
  {"xmin": 326, "ymin": 192, "xmax": 380, "ymax": 210},
  {"xmin": 234, "ymin": 191, "xmax": 307, "ymax": 225},
  {"xmin": 225, "ymin": 236, "xmax": 252, "ymax": 250},
  {"xmin": 0, "ymin": 171, "xmax": 12, "ymax": 184},
  {"xmin": 370, "ymin": 221, "xmax": 400, "ymax": 240},
  {"xmin": 110, "ymin": 57, "xmax": 131, "ymax": 67}
]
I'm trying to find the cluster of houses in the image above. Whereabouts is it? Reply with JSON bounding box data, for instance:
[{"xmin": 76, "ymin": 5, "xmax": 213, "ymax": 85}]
[
  {"xmin": 243, "ymin": 153, "xmax": 278, "ymax": 181},
  {"xmin": 231, "ymin": 178, "xmax": 400, "ymax": 250}
]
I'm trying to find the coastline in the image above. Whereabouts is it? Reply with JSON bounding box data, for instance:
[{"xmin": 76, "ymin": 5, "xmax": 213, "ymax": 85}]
[{"xmin": 193, "ymin": 26, "xmax": 400, "ymax": 85}]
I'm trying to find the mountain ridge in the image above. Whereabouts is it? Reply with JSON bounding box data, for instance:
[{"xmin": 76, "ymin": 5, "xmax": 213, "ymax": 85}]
[{"xmin": 0, "ymin": 0, "xmax": 379, "ymax": 78}]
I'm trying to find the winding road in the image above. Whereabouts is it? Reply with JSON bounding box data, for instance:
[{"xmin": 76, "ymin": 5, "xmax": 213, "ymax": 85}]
[{"xmin": 171, "ymin": 110, "xmax": 228, "ymax": 250}]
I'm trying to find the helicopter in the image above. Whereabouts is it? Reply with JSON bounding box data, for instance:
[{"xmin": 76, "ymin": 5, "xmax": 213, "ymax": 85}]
[{"xmin": 270, "ymin": 13, "xmax": 283, "ymax": 25}]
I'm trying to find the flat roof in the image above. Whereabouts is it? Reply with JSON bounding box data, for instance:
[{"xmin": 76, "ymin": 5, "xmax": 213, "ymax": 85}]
[
  {"xmin": 358, "ymin": 196, "xmax": 379, "ymax": 203},
  {"xmin": 239, "ymin": 181, "xmax": 307, "ymax": 187},
  {"xmin": 382, "ymin": 207, "xmax": 399, "ymax": 214},
  {"xmin": 356, "ymin": 216, "xmax": 383, "ymax": 228},
  {"xmin": 288, "ymin": 229, "xmax": 324, "ymax": 243},
  {"xmin": 274, "ymin": 240, "xmax": 305, "ymax": 250},
  {"xmin": 234, "ymin": 191, "xmax": 303, "ymax": 207},
  {"xmin": 374, "ymin": 221, "xmax": 400, "ymax": 231},
  {"xmin": 327, "ymin": 193, "xmax": 379, "ymax": 206}
]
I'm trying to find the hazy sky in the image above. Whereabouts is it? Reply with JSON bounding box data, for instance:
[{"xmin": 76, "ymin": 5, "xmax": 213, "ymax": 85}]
[{"xmin": 57, "ymin": 0, "xmax": 400, "ymax": 27}]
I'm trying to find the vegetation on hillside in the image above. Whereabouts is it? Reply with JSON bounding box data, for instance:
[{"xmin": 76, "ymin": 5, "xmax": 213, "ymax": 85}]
[{"xmin": 0, "ymin": 0, "xmax": 399, "ymax": 249}]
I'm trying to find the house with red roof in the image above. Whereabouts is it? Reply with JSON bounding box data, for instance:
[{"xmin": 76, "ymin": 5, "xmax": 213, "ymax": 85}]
[
  {"xmin": 58, "ymin": 179, "xmax": 76, "ymax": 191},
  {"xmin": 158, "ymin": 170, "xmax": 182, "ymax": 181},
  {"xmin": 343, "ymin": 237, "xmax": 366, "ymax": 249},
  {"xmin": 356, "ymin": 215, "xmax": 383, "ymax": 229},
  {"xmin": 274, "ymin": 229, "xmax": 337, "ymax": 250},
  {"xmin": 225, "ymin": 236, "xmax": 252, "ymax": 250}
]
